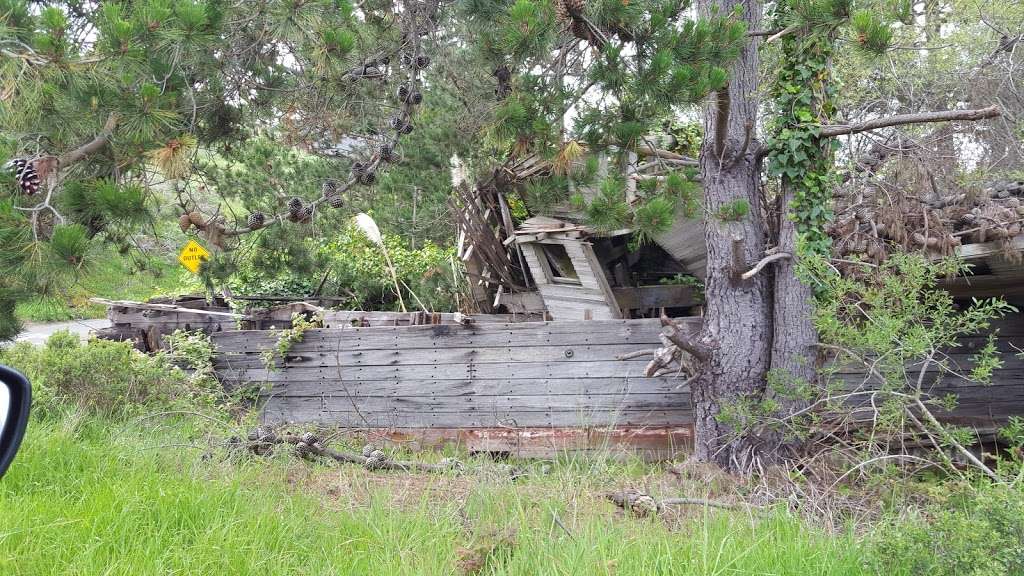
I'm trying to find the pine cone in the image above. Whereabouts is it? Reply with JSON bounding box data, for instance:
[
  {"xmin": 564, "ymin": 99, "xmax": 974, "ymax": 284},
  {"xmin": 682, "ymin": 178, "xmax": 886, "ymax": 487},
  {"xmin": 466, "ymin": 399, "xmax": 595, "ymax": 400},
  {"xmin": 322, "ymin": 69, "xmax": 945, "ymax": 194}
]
[
  {"xmin": 288, "ymin": 197, "xmax": 304, "ymax": 218},
  {"xmin": 390, "ymin": 116, "xmax": 405, "ymax": 130},
  {"xmin": 361, "ymin": 444, "xmax": 377, "ymax": 457},
  {"xmin": 365, "ymin": 449, "xmax": 388, "ymax": 470},
  {"xmin": 300, "ymin": 205, "xmax": 315, "ymax": 222},
  {"xmin": 7, "ymin": 158, "xmax": 40, "ymax": 195},
  {"xmin": 321, "ymin": 179, "xmax": 339, "ymax": 198},
  {"xmin": 327, "ymin": 193, "xmax": 345, "ymax": 209},
  {"xmin": 414, "ymin": 55, "xmax": 430, "ymax": 70},
  {"xmin": 401, "ymin": 53, "xmax": 413, "ymax": 67},
  {"xmin": 178, "ymin": 213, "xmax": 192, "ymax": 233},
  {"xmin": 379, "ymin": 143, "xmax": 395, "ymax": 162},
  {"xmin": 188, "ymin": 212, "xmax": 207, "ymax": 230},
  {"xmin": 300, "ymin": 432, "xmax": 320, "ymax": 446},
  {"xmin": 358, "ymin": 170, "xmax": 376, "ymax": 185},
  {"xmin": 400, "ymin": 122, "xmax": 414, "ymax": 135},
  {"xmin": 397, "ymin": 84, "xmax": 410, "ymax": 101},
  {"xmin": 408, "ymin": 91, "xmax": 423, "ymax": 105},
  {"xmin": 561, "ymin": 0, "xmax": 585, "ymax": 18},
  {"xmin": 247, "ymin": 211, "xmax": 265, "ymax": 230}
]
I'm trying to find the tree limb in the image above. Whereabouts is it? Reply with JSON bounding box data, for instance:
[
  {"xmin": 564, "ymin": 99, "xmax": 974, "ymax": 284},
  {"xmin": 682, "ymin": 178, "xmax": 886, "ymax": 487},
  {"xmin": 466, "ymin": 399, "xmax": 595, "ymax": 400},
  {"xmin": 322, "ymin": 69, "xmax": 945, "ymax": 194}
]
[
  {"xmin": 818, "ymin": 106, "xmax": 1000, "ymax": 138},
  {"xmin": 57, "ymin": 113, "xmax": 119, "ymax": 167},
  {"xmin": 635, "ymin": 145, "xmax": 698, "ymax": 165},
  {"xmin": 660, "ymin": 314, "xmax": 710, "ymax": 362},
  {"xmin": 741, "ymin": 252, "xmax": 791, "ymax": 280}
]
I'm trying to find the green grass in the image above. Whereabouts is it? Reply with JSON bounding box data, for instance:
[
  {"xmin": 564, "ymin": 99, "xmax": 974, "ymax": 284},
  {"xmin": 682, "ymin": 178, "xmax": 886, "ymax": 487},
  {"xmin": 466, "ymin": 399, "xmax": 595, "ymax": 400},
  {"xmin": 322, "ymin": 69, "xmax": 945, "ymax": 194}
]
[
  {"xmin": 15, "ymin": 250, "xmax": 195, "ymax": 323},
  {"xmin": 0, "ymin": 414, "xmax": 874, "ymax": 575}
]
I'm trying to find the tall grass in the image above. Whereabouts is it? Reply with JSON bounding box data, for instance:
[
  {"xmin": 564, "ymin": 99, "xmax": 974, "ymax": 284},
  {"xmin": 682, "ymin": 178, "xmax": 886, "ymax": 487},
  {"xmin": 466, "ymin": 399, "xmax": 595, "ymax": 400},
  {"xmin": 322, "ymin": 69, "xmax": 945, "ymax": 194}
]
[{"xmin": 0, "ymin": 415, "xmax": 873, "ymax": 575}]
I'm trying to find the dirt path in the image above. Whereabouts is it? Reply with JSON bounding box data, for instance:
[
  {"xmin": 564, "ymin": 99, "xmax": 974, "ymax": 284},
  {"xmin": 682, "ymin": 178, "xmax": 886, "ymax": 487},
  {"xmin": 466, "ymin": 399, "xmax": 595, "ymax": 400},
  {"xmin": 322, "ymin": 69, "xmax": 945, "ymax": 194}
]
[{"xmin": 15, "ymin": 319, "xmax": 111, "ymax": 347}]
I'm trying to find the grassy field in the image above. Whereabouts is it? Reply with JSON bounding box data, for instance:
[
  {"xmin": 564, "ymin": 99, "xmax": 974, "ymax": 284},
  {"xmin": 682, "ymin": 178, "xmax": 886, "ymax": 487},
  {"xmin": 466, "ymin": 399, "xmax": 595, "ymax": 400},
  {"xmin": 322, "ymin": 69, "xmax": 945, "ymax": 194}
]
[
  {"xmin": 15, "ymin": 250, "xmax": 195, "ymax": 323},
  {"xmin": 0, "ymin": 415, "xmax": 874, "ymax": 575}
]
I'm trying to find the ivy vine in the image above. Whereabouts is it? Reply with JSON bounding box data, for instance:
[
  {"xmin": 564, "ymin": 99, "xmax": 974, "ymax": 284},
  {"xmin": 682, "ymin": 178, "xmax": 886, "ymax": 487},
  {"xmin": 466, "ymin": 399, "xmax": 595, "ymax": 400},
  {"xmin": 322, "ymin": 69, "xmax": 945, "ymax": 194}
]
[{"xmin": 767, "ymin": 11, "xmax": 840, "ymax": 256}]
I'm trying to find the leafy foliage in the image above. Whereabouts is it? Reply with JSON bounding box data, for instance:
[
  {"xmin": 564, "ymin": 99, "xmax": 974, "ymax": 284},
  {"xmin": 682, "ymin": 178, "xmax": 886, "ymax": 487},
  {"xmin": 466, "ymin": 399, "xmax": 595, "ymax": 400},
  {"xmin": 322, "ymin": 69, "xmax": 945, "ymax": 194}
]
[
  {"xmin": 870, "ymin": 484, "xmax": 1024, "ymax": 576},
  {"xmin": 0, "ymin": 331, "xmax": 195, "ymax": 417}
]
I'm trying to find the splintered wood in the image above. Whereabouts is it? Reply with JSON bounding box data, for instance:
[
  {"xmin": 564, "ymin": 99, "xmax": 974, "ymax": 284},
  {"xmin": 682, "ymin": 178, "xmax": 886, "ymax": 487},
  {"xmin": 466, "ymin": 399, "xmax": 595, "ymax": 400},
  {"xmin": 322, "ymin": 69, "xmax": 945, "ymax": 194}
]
[{"xmin": 451, "ymin": 178, "xmax": 527, "ymax": 306}]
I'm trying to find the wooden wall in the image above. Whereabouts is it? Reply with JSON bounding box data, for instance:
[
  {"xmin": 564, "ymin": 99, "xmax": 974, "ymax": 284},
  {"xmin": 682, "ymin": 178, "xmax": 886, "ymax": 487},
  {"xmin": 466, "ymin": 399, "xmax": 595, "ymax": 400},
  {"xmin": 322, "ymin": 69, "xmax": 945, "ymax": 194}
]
[
  {"xmin": 209, "ymin": 313, "xmax": 1023, "ymax": 456},
  {"xmin": 831, "ymin": 313, "xmax": 1024, "ymax": 430},
  {"xmin": 212, "ymin": 318, "xmax": 699, "ymax": 455}
]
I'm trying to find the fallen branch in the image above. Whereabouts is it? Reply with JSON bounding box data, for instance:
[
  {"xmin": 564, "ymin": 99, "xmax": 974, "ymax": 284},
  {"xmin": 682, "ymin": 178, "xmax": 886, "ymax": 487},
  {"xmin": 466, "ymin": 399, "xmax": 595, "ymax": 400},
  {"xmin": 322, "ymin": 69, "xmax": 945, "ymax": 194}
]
[
  {"xmin": 244, "ymin": 428, "xmax": 466, "ymax": 474},
  {"xmin": 607, "ymin": 489, "xmax": 751, "ymax": 517}
]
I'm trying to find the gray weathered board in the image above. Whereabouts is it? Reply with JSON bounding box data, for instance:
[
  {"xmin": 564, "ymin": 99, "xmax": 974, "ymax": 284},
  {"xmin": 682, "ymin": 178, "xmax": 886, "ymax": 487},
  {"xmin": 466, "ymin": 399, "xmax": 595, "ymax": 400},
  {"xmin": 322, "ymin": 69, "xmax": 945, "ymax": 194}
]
[
  {"xmin": 212, "ymin": 313, "xmax": 1024, "ymax": 436},
  {"xmin": 213, "ymin": 318, "xmax": 701, "ymax": 429}
]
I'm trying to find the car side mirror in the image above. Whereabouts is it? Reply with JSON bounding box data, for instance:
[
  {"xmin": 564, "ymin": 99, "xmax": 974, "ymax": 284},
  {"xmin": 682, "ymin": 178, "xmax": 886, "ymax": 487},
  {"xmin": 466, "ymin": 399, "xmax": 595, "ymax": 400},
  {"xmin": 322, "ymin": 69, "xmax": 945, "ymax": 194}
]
[{"xmin": 0, "ymin": 365, "xmax": 31, "ymax": 479}]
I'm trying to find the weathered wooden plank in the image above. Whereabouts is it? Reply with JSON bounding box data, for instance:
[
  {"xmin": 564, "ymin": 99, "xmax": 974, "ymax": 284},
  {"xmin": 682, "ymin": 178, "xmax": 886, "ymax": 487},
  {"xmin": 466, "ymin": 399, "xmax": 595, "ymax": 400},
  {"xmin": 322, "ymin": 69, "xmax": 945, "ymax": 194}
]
[
  {"xmin": 261, "ymin": 396, "xmax": 694, "ymax": 427},
  {"xmin": 220, "ymin": 358, "xmax": 656, "ymax": 382},
  {"xmin": 612, "ymin": 285, "xmax": 701, "ymax": 310},
  {"xmin": 321, "ymin": 311, "xmax": 538, "ymax": 328},
  {"xmin": 258, "ymin": 393, "xmax": 688, "ymax": 411},
  {"xmin": 237, "ymin": 377, "xmax": 687, "ymax": 397},
  {"xmin": 211, "ymin": 319, "xmax": 698, "ymax": 351},
  {"xmin": 534, "ymin": 283, "xmax": 608, "ymax": 302},
  {"xmin": 825, "ymin": 353, "xmax": 1024, "ymax": 377},
  {"xmin": 95, "ymin": 298, "xmax": 245, "ymax": 319},
  {"xmin": 580, "ymin": 242, "xmax": 622, "ymax": 319},
  {"xmin": 832, "ymin": 369, "xmax": 1024, "ymax": 391},
  {"xmin": 214, "ymin": 342, "xmax": 662, "ymax": 369},
  {"xmin": 359, "ymin": 426, "xmax": 694, "ymax": 459},
  {"xmin": 539, "ymin": 302, "xmax": 617, "ymax": 321},
  {"xmin": 520, "ymin": 245, "xmax": 549, "ymax": 285}
]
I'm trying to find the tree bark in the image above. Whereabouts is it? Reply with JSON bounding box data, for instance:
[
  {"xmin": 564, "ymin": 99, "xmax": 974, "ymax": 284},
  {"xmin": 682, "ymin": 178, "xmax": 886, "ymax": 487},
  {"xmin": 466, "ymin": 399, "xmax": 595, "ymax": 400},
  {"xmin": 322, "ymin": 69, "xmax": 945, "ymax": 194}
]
[
  {"xmin": 694, "ymin": 0, "xmax": 772, "ymax": 472},
  {"xmin": 770, "ymin": 183, "xmax": 817, "ymax": 416}
]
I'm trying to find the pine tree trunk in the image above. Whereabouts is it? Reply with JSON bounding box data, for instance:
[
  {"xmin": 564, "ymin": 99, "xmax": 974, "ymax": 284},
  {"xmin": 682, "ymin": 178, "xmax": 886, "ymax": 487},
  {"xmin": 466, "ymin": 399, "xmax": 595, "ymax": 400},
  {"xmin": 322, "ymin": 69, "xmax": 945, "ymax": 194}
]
[{"xmin": 694, "ymin": 0, "xmax": 772, "ymax": 472}]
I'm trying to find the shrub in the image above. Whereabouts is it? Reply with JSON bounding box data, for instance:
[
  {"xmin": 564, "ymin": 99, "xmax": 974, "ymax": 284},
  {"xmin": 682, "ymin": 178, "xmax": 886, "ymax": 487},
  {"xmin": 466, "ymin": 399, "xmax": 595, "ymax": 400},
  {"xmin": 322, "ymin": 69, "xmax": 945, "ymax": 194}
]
[
  {"xmin": 868, "ymin": 484, "xmax": 1024, "ymax": 576},
  {"xmin": 0, "ymin": 331, "xmax": 192, "ymax": 418},
  {"xmin": 226, "ymin": 221, "xmax": 464, "ymax": 312}
]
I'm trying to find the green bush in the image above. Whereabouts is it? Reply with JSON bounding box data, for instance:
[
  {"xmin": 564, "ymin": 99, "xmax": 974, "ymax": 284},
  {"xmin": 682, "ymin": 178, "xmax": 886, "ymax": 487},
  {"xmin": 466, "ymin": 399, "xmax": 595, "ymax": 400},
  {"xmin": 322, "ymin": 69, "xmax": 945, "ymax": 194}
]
[
  {"xmin": 226, "ymin": 221, "xmax": 463, "ymax": 312},
  {"xmin": 0, "ymin": 331, "xmax": 193, "ymax": 418},
  {"xmin": 868, "ymin": 484, "xmax": 1024, "ymax": 576}
]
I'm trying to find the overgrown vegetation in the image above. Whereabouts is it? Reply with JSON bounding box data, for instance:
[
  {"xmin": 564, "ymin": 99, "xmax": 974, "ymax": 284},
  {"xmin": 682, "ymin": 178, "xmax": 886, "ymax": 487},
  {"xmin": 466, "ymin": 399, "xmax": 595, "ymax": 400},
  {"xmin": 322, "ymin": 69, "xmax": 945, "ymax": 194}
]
[{"xmin": 3, "ymin": 331, "xmax": 1024, "ymax": 574}]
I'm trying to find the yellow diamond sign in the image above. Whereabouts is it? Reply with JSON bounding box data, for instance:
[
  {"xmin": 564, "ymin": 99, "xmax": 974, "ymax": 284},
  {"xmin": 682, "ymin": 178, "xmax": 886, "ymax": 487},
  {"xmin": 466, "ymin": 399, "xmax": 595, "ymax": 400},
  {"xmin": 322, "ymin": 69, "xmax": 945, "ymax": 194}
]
[{"xmin": 178, "ymin": 239, "xmax": 211, "ymax": 274}]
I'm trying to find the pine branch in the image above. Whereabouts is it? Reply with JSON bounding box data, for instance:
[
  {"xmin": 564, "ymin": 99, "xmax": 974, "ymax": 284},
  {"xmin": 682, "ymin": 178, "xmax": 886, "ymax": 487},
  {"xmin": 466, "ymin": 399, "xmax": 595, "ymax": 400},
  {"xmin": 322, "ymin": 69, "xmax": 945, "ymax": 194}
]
[
  {"xmin": 57, "ymin": 113, "xmax": 120, "ymax": 167},
  {"xmin": 818, "ymin": 106, "xmax": 1000, "ymax": 138}
]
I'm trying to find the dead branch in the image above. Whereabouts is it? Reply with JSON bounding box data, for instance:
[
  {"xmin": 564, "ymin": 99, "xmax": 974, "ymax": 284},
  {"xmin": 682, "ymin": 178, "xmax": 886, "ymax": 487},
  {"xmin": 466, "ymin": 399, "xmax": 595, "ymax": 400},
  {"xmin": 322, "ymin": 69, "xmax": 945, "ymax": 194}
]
[
  {"xmin": 741, "ymin": 252, "xmax": 792, "ymax": 280},
  {"xmin": 244, "ymin": 428, "xmax": 467, "ymax": 474},
  {"xmin": 634, "ymin": 145, "xmax": 698, "ymax": 165},
  {"xmin": 660, "ymin": 314, "xmax": 711, "ymax": 362},
  {"xmin": 607, "ymin": 489, "xmax": 750, "ymax": 517},
  {"xmin": 818, "ymin": 106, "xmax": 1001, "ymax": 138},
  {"xmin": 730, "ymin": 236, "xmax": 746, "ymax": 280}
]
